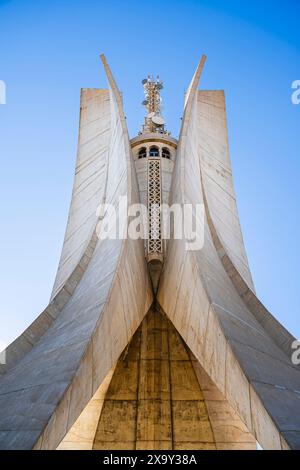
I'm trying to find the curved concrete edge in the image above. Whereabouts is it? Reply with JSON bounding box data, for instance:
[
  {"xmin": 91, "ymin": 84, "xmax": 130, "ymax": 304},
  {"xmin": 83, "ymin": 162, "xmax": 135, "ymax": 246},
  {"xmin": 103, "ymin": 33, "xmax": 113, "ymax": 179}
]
[
  {"xmin": 183, "ymin": 56, "xmax": 206, "ymax": 112},
  {"xmin": 194, "ymin": 88, "xmax": 295, "ymax": 358},
  {"xmin": 202, "ymin": 184, "xmax": 295, "ymax": 358},
  {"xmin": 56, "ymin": 365, "xmax": 116, "ymax": 450},
  {"xmin": 0, "ymin": 56, "xmax": 152, "ymax": 451},
  {"xmin": 0, "ymin": 229, "xmax": 99, "ymax": 376},
  {"xmin": 51, "ymin": 88, "xmax": 111, "ymax": 299},
  {"xmin": 189, "ymin": 349, "xmax": 256, "ymax": 449},
  {"xmin": 157, "ymin": 58, "xmax": 300, "ymax": 450},
  {"xmin": 0, "ymin": 55, "xmax": 136, "ymax": 376},
  {"xmin": 100, "ymin": 54, "xmax": 135, "ymax": 209},
  {"xmin": 157, "ymin": 239, "xmax": 293, "ymax": 450},
  {"xmin": 0, "ymin": 87, "xmax": 112, "ymax": 376},
  {"xmin": 196, "ymin": 90, "xmax": 254, "ymax": 290},
  {"xmin": 33, "ymin": 56, "xmax": 153, "ymax": 450},
  {"xmin": 177, "ymin": 55, "xmax": 206, "ymax": 204},
  {"xmin": 34, "ymin": 237, "xmax": 152, "ymax": 450}
]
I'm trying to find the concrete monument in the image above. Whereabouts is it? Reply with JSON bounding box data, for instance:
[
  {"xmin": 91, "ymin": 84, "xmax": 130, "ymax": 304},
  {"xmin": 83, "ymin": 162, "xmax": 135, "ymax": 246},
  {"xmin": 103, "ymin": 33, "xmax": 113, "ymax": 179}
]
[{"xmin": 0, "ymin": 55, "xmax": 299, "ymax": 450}]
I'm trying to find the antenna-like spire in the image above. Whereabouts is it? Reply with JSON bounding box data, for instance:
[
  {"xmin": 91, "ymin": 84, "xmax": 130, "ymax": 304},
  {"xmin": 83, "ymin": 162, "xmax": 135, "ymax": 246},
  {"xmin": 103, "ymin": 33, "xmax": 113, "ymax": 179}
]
[{"xmin": 140, "ymin": 76, "xmax": 169, "ymax": 135}]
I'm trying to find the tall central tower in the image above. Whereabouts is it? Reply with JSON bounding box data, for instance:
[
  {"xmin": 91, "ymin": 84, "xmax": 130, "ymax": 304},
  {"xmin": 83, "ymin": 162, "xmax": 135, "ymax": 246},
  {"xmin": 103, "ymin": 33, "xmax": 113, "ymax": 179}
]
[
  {"xmin": 132, "ymin": 76, "xmax": 177, "ymax": 292},
  {"xmin": 0, "ymin": 55, "xmax": 299, "ymax": 451}
]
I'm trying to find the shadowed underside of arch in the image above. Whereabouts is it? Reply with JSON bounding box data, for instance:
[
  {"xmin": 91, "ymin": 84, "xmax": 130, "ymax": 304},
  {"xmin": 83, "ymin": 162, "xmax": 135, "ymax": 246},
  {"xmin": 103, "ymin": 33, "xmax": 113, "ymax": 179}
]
[{"xmin": 58, "ymin": 305, "xmax": 256, "ymax": 450}]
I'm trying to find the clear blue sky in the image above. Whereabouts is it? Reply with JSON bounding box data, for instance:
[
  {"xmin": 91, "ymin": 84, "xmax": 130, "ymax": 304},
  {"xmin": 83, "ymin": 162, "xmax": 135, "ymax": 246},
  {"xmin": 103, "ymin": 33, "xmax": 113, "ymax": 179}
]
[{"xmin": 0, "ymin": 0, "xmax": 299, "ymax": 349}]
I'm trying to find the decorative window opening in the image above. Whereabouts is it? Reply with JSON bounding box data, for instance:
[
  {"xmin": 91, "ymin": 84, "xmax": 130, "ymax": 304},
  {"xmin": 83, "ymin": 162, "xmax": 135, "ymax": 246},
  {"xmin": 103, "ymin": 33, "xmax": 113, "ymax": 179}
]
[
  {"xmin": 138, "ymin": 147, "xmax": 147, "ymax": 159},
  {"xmin": 149, "ymin": 146, "xmax": 159, "ymax": 157},
  {"xmin": 148, "ymin": 159, "xmax": 162, "ymax": 254},
  {"xmin": 162, "ymin": 147, "xmax": 171, "ymax": 159}
]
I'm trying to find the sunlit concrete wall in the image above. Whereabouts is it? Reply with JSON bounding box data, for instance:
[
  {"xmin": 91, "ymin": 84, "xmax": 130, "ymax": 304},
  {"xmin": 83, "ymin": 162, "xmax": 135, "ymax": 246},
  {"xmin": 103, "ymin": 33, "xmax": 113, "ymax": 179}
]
[
  {"xmin": 157, "ymin": 57, "xmax": 300, "ymax": 450},
  {"xmin": 0, "ymin": 58, "xmax": 152, "ymax": 450}
]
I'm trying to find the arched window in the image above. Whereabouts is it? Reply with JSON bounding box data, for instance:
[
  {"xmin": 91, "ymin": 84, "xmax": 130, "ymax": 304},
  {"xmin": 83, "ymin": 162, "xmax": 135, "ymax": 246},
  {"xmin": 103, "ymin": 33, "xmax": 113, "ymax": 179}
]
[
  {"xmin": 138, "ymin": 147, "xmax": 147, "ymax": 159},
  {"xmin": 149, "ymin": 146, "xmax": 159, "ymax": 157},
  {"xmin": 162, "ymin": 147, "xmax": 171, "ymax": 159}
]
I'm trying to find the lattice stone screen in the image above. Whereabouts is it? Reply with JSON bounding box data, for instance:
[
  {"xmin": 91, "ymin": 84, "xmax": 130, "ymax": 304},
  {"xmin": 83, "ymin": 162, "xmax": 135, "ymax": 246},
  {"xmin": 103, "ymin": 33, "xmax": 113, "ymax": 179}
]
[{"xmin": 147, "ymin": 158, "xmax": 162, "ymax": 254}]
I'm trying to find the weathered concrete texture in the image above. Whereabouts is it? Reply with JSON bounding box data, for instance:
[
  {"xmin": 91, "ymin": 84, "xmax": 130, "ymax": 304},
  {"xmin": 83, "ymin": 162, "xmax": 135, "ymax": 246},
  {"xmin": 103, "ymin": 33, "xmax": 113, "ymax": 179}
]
[
  {"xmin": 198, "ymin": 91, "xmax": 295, "ymax": 358},
  {"xmin": 57, "ymin": 367, "xmax": 115, "ymax": 450},
  {"xmin": 190, "ymin": 352, "xmax": 256, "ymax": 449},
  {"xmin": 91, "ymin": 305, "xmax": 253, "ymax": 450},
  {"xmin": 197, "ymin": 90, "xmax": 254, "ymax": 290},
  {"xmin": 0, "ymin": 89, "xmax": 111, "ymax": 375},
  {"xmin": 51, "ymin": 88, "xmax": 111, "ymax": 299},
  {"xmin": 1, "ymin": 55, "xmax": 298, "ymax": 451},
  {"xmin": 157, "ymin": 57, "xmax": 300, "ymax": 450},
  {"xmin": 0, "ymin": 57, "xmax": 152, "ymax": 450}
]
